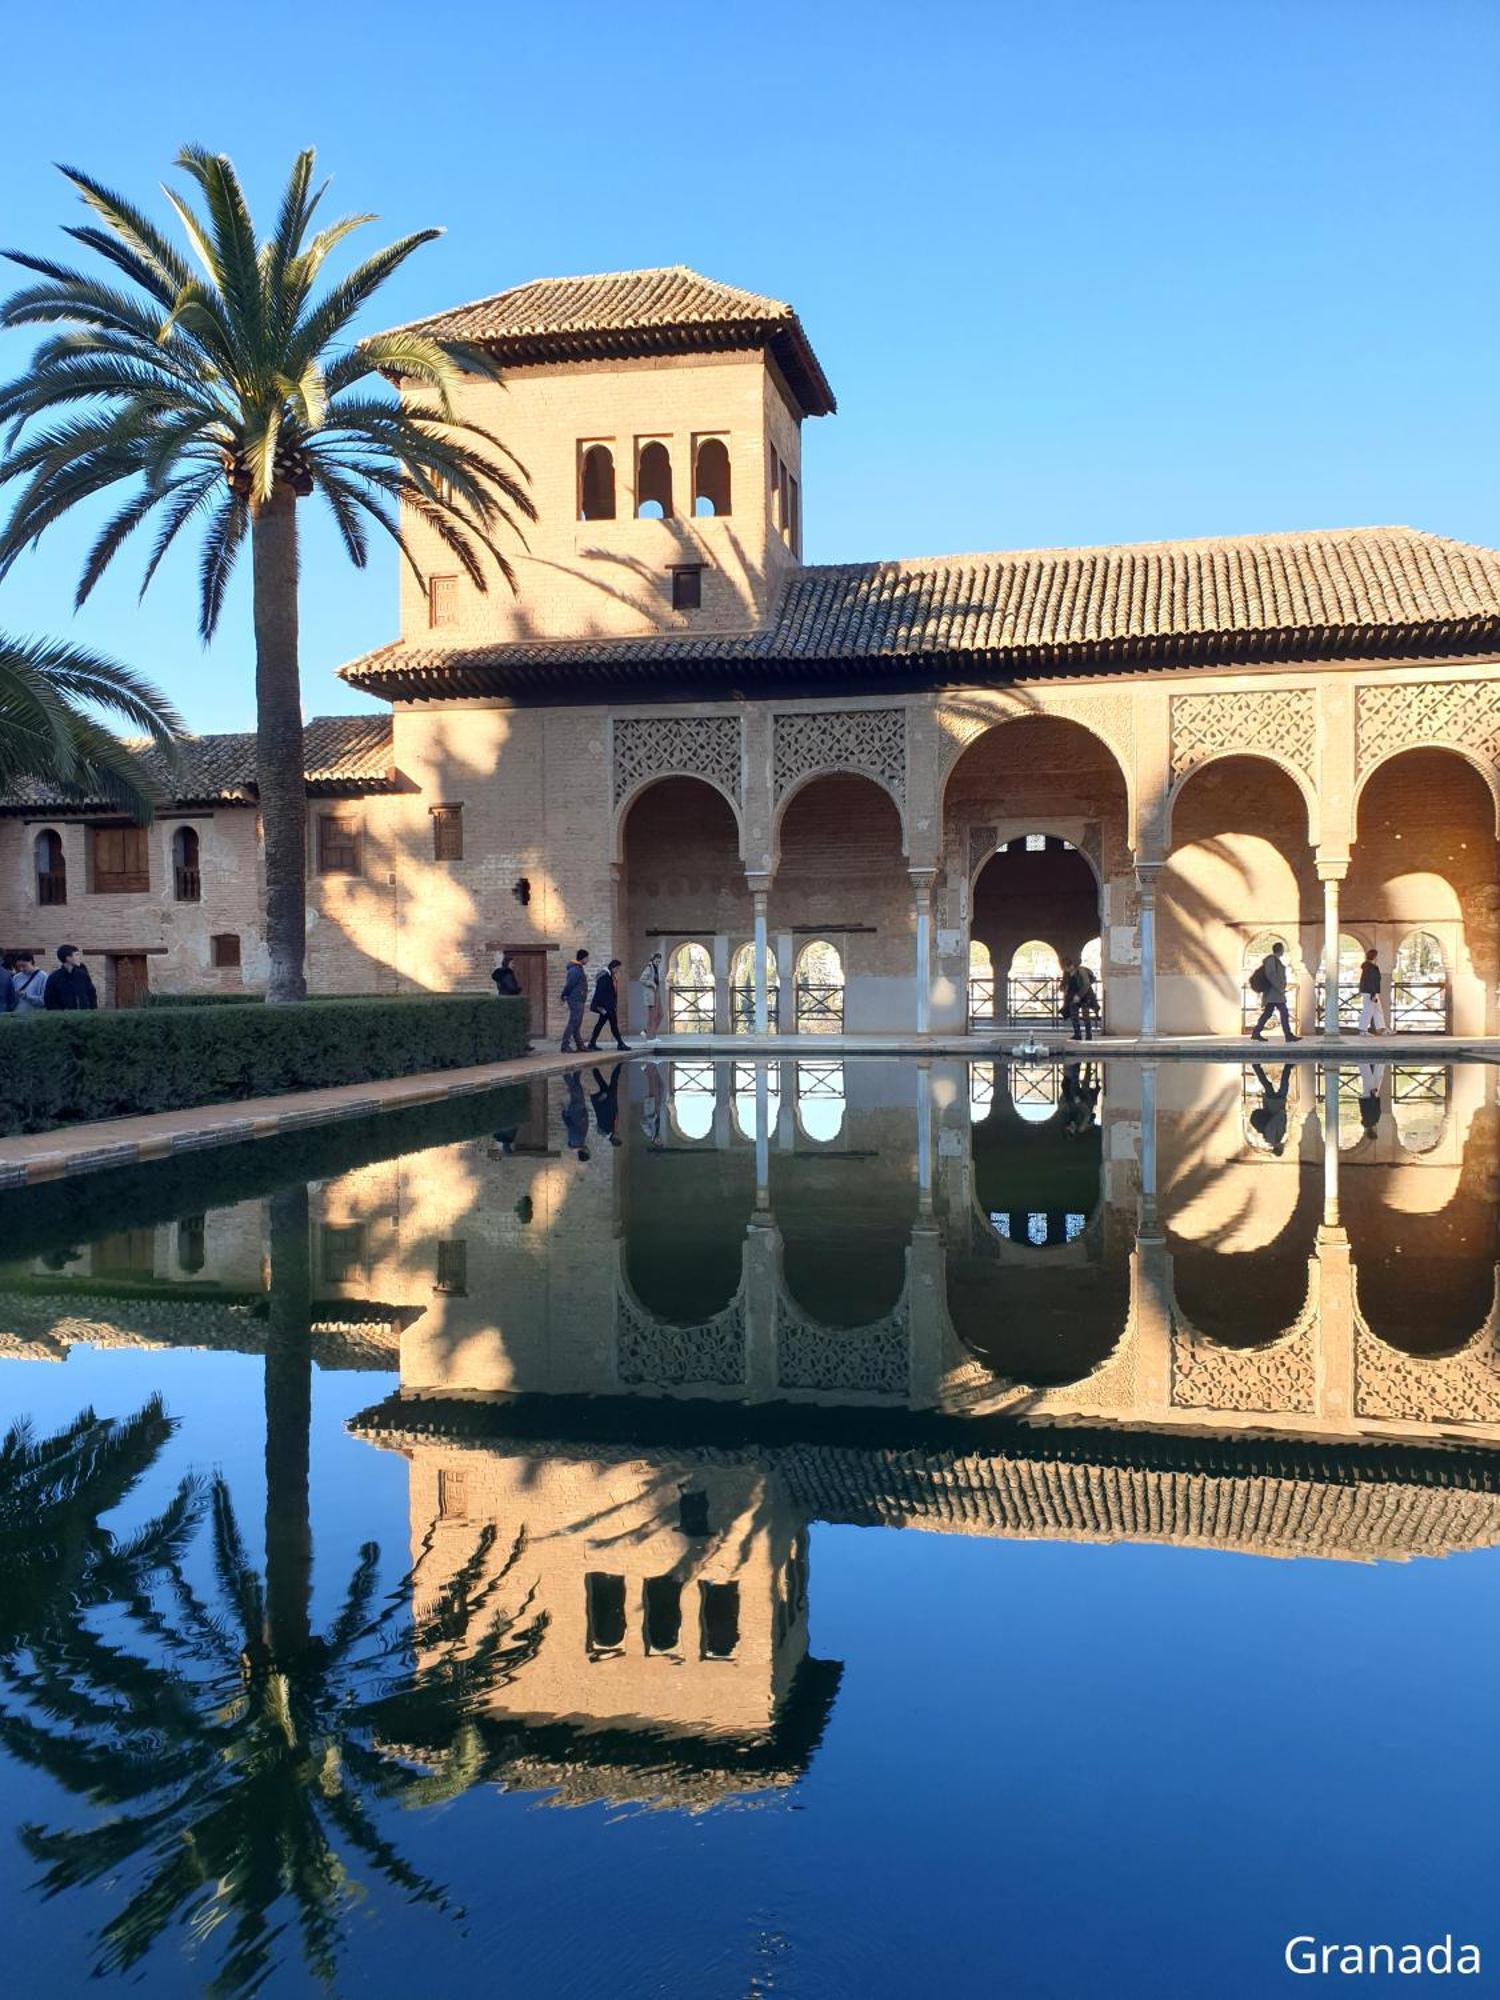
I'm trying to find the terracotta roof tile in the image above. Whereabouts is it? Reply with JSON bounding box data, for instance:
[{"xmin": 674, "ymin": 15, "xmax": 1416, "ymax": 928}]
[
  {"xmin": 340, "ymin": 526, "xmax": 1500, "ymax": 699},
  {"xmin": 0, "ymin": 713, "xmax": 394, "ymax": 813},
  {"xmin": 391, "ymin": 265, "xmax": 836, "ymax": 418}
]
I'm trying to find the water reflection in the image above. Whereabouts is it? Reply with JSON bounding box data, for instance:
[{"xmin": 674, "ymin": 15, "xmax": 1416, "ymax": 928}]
[{"xmin": 5, "ymin": 1056, "xmax": 1500, "ymax": 1990}]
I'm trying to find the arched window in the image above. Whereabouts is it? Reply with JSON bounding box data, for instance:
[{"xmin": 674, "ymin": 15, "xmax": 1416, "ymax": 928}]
[
  {"xmin": 579, "ymin": 443, "xmax": 616, "ymax": 521},
  {"xmin": 795, "ymin": 1059, "xmax": 845, "ymax": 1142},
  {"xmin": 1391, "ymin": 1064, "xmax": 1449, "ymax": 1153},
  {"xmin": 1006, "ymin": 940, "xmax": 1062, "ymax": 1023},
  {"xmin": 730, "ymin": 941, "xmax": 779, "ymax": 1033},
  {"xmin": 693, "ymin": 436, "xmax": 732, "ymax": 517},
  {"xmin": 636, "ymin": 440, "xmax": 673, "ymax": 520},
  {"xmin": 795, "ymin": 938, "xmax": 844, "ymax": 1034},
  {"xmin": 667, "ymin": 940, "xmax": 715, "ymax": 1034},
  {"xmin": 732, "ymin": 1060, "xmax": 781, "ymax": 1140},
  {"xmin": 669, "ymin": 1060, "xmax": 717, "ymax": 1141},
  {"xmin": 969, "ymin": 1060, "xmax": 996, "ymax": 1123},
  {"xmin": 968, "ymin": 939, "xmax": 996, "ymax": 1027},
  {"xmin": 1393, "ymin": 930, "xmax": 1448, "ymax": 1031},
  {"xmin": 1081, "ymin": 936, "xmax": 1102, "ymax": 981},
  {"xmin": 34, "ymin": 828, "xmax": 65, "ymax": 906},
  {"xmin": 172, "ymin": 825, "xmax": 201, "ymax": 902}
]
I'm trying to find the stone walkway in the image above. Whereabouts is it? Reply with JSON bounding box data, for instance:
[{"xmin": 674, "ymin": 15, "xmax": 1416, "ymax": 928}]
[{"xmin": 2, "ymin": 1032, "xmax": 1495, "ymax": 1188}]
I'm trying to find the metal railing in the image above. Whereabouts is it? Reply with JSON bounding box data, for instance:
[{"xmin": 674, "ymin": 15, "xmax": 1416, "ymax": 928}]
[
  {"xmin": 730, "ymin": 981, "xmax": 781, "ymax": 1033},
  {"xmin": 794, "ymin": 980, "xmax": 844, "ymax": 1033},
  {"xmin": 1390, "ymin": 978, "xmax": 1448, "ymax": 1032},
  {"xmin": 36, "ymin": 870, "xmax": 66, "ymax": 907},
  {"xmin": 174, "ymin": 864, "xmax": 201, "ymax": 903},
  {"xmin": 667, "ymin": 982, "xmax": 715, "ymax": 1034},
  {"xmin": 968, "ymin": 975, "xmax": 1104, "ymax": 1031}
]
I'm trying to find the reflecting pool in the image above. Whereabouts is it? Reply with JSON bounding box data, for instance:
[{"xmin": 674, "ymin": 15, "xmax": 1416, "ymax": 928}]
[{"xmin": 3, "ymin": 1056, "xmax": 1500, "ymax": 1997}]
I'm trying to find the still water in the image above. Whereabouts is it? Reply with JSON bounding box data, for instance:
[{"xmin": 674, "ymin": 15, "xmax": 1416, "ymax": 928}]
[{"xmin": 2, "ymin": 1055, "xmax": 1499, "ymax": 1998}]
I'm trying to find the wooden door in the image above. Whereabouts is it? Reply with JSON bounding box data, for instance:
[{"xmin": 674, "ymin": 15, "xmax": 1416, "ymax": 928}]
[
  {"xmin": 506, "ymin": 949, "xmax": 549, "ymax": 1036},
  {"xmin": 110, "ymin": 953, "xmax": 149, "ymax": 1009}
]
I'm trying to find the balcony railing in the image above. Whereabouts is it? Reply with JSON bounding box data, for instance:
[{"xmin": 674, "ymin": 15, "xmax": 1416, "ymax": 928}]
[
  {"xmin": 667, "ymin": 982, "xmax": 715, "ymax": 1034},
  {"xmin": 174, "ymin": 864, "xmax": 201, "ymax": 903},
  {"xmin": 730, "ymin": 981, "xmax": 780, "ymax": 1032},
  {"xmin": 969, "ymin": 975, "xmax": 1105, "ymax": 1031},
  {"xmin": 36, "ymin": 870, "xmax": 67, "ymax": 907},
  {"xmin": 795, "ymin": 980, "xmax": 844, "ymax": 1033}
]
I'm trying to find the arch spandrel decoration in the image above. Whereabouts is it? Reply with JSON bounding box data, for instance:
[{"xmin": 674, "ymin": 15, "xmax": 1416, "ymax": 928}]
[
  {"xmin": 1169, "ymin": 689, "xmax": 1316, "ymax": 794},
  {"xmin": 1355, "ymin": 681, "xmax": 1500, "ymax": 825},
  {"xmin": 1169, "ymin": 1309, "xmax": 1319, "ymax": 1416},
  {"xmin": 1352, "ymin": 1273, "xmax": 1500, "ymax": 1425},
  {"xmin": 615, "ymin": 1281, "xmax": 748, "ymax": 1388},
  {"xmin": 775, "ymin": 1297, "xmax": 911, "ymax": 1395},
  {"xmin": 611, "ymin": 714, "xmax": 743, "ymax": 810},
  {"xmin": 772, "ymin": 707, "xmax": 907, "ymax": 809}
]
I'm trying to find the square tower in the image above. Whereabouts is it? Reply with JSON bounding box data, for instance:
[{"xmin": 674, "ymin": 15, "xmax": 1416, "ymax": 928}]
[{"xmin": 390, "ymin": 267, "xmax": 835, "ymax": 646}]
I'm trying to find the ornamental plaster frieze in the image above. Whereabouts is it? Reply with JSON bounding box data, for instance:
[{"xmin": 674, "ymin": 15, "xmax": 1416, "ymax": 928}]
[
  {"xmin": 771, "ymin": 706, "xmax": 907, "ymax": 808},
  {"xmin": 774, "ymin": 1298, "xmax": 911, "ymax": 1396},
  {"xmin": 610, "ymin": 712, "xmax": 744, "ymax": 811},
  {"xmin": 935, "ymin": 688, "xmax": 1137, "ymax": 773},
  {"xmin": 1170, "ymin": 1321, "xmax": 1318, "ymax": 1415},
  {"xmin": 1353, "ymin": 1315, "xmax": 1500, "ymax": 1426},
  {"xmin": 1355, "ymin": 679, "xmax": 1500, "ymax": 776},
  {"xmin": 1169, "ymin": 687, "xmax": 1317, "ymax": 790},
  {"xmin": 615, "ymin": 1283, "xmax": 748, "ymax": 1388}
]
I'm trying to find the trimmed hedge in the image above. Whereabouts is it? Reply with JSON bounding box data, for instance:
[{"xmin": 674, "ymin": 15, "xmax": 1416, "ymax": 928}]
[{"xmin": 0, "ymin": 994, "xmax": 529, "ymax": 1135}]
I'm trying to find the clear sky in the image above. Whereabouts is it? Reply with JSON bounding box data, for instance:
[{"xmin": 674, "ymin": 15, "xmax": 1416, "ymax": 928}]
[{"xmin": 1, "ymin": 0, "xmax": 1496, "ymax": 734}]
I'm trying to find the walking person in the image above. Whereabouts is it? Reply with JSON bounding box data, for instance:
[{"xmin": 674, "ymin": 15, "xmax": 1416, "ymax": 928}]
[
  {"xmin": 44, "ymin": 945, "xmax": 96, "ymax": 1011},
  {"xmin": 587, "ymin": 958, "xmax": 630, "ymax": 1051},
  {"xmin": 1249, "ymin": 941, "xmax": 1299, "ymax": 1042},
  {"xmin": 9, "ymin": 952, "xmax": 48, "ymax": 1015},
  {"xmin": 1357, "ymin": 947, "xmax": 1386, "ymax": 1034},
  {"xmin": 561, "ymin": 1071, "xmax": 591, "ymax": 1162},
  {"xmin": 559, "ymin": 947, "xmax": 590, "ymax": 1052},
  {"xmin": 590, "ymin": 1063, "xmax": 623, "ymax": 1145},
  {"xmin": 1249, "ymin": 1062, "xmax": 1293, "ymax": 1154},
  {"xmin": 638, "ymin": 951, "xmax": 663, "ymax": 1039}
]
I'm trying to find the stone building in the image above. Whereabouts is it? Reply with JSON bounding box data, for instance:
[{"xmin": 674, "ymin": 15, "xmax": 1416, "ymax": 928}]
[{"xmin": 7, "ymin": 264, "xmax": 1500, "ymax": 1033}]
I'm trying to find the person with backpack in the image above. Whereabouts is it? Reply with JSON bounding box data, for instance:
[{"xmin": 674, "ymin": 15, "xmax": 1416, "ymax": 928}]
[
  {"xmin": 587, "ymin": 957, "xmax": 630, "ymax": 1051},
  {"xmin": 1249, "ymin": 940, "xmax": 1298, "ymax": 1042},
  {"xmin": 1357, "ymin": 946, "xmax": 1386, "ymax": 1034},
  {"xmin": 1064, "ymin": 957, "xmax": 1100, "ymax": 1042},
  {"xmin": 559, "ymin": 948, "xmax": 590, "ymax": 1052},
  {"xmin": 9, "ymin": 952, "xmax": 49, "ymax": 1016}
]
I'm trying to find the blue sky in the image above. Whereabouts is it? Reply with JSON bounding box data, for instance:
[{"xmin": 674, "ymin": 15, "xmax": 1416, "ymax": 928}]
[{"xmin": 1, "ymin": 0, "xmax": 1496, "ymax": 733}]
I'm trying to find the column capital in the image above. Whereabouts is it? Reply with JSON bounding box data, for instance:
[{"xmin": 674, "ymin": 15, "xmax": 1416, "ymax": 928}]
[
  {"xmin": 745, "ymin": 872, "xmax": 774, "ymax": 898},
  {"xmin": 908, "ymin": 864, "xmax": 939, "ymax": 893},
  {"xmin": 1315, "ymin": 857, "xmax": 1350, "ymax": 883}
]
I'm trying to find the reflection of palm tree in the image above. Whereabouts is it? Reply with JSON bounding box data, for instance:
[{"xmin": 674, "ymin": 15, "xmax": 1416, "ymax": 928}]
[
  {"xmin": 0, "ymin": 1394, "xmax": 199, "ymax": 1653},
  {"xmin": 1, "ymin": 1185, "xmax": 546, "ymax": 1994}
]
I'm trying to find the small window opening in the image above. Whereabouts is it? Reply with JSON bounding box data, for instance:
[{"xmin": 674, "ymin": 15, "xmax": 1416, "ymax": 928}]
[
  {"xmin": 699, "ymin": 1581, "xmax": 740, "ymax": 1660},
  {"xmin": 579, "ymin": 442, "xmax": 616, "ymax": 521},
  {"xmin": 90, "ymin": 823, "xmax": 149, "ymax": 894},
  {"xmin": 671, "ymin": 565, "xmax": 703, "ymax": 612},
  {"xmin": 317, "ymin": 815, "xmax": 360, "ymax": 876},
  {"xmin": 636, "ymin": 440, "xmax": 673, "ymax": 520},
  {"xmin": 678, "ymin": 1490, "xmax": 711, "ymax": 1538},
  {"xmin": 643, "ymin": 1575, "xmax": 683, "ymax": 1654},
  {"xmin": 435, "ymin": 1239, "xmax": 468, "ymax": 1296},
  {"xmin": 172, "ymin": 826, "xmax": 201, "ymax": 902},
  {"xmin": 586, "ymin": 1572, "xmax": 627, "ymax": 1653},
  {"xmin": 437, "ymin": 1467, "xmax": 468, "ymax": 1520},
  {"xmin": 34, "ymin": 828, "xmax": 66, "ymax": 906},
  {"xmin": 787, "ymin": 472, "xmax": 801, "ymax": 555},
  {"xmin": 431, "ymin": 803, "xmax": 464, "ymax": 861},
  {"xmin": 210, "ymin": 932, "xmax": 240, "ymax": 969},
  {"xmin": 176, "ymin": 1215, "xmax": 206, "ymax": 1275},
  {"xmin": 428, "ymin": 573, "xmax": 458, "ymax": 628},
  {"xmin": 693, "ymin": 436, "xmax": 732, "ymax": 517},
  {"xmin": 320, "ymin": 1223, "xmax": 368, "ymax": 1285}
]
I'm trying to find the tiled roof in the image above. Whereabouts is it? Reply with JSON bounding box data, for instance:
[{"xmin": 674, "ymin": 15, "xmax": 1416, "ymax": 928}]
[
  {"xmin": 0, "ymin": 713, "xmax": 395, "ymax": 813},
  {"xmin": 391, "ymin": 265, "xmax": 836, "ymax": 417},
  {"xmin": 340, "ymin": 526, "xmax": 1500, "ymax": 700}
]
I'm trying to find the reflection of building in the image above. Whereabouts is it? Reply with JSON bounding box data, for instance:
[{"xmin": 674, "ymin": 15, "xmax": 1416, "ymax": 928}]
[{"xmin": 7, "ymin": 270, "xmax": 1500, "ymax": 1029}]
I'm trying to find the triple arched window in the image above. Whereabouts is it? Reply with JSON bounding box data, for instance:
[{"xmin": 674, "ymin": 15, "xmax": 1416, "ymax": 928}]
[{"xmin": 577, "ymin": 437, "xmax": 734, "ymax": 523}]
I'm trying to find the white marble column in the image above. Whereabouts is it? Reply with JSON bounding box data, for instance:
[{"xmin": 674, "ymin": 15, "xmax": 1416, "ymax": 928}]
[
  {"xmin": 1322, "ymin": 1062, "xmax": 1340, "ymax": 1228},
  {"xmin": 1136, "ymin": 864, "xmax": 1161, "ymax": 1039},
  {"xmin": 916, "ymin": 1059, "xmax": 934, "ymax": 1216},
  {"xmin": 748, "ymin": 875, "xmax": 772, "ymax": 1036},
  {"xmin": 754, "ymin": 1062, "xmax": 771, "ymax": 1205},
  {"xmin": 910, "ymin": 867, "xmax": 938, "ymax": 1036},
  {"xmin": 1319, "ymin": 864, "xmax": 1345, "ymax": 1038}
]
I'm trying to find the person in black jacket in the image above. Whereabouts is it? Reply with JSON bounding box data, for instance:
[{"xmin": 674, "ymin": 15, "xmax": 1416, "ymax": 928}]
[
  {"xmin": 492, "ymin": 951, "xmax": 522, "ymax": 997},
  {"xmin": 587, "ymin": 958, "xmax": 630, "ymax": 1051},
  {"xmin": 1357, "ymin": 947, "xmax": 1386, "ymax": 1034},
  {"xmin": 44, "ymin": 946, "xmax": 97, "ymax": 1011}
]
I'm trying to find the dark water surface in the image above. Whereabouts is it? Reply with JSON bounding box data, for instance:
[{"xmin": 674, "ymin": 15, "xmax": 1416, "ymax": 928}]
[{"xmin": 2, "ymin": 1055, "xmax": 1499, "ymax": 1998}]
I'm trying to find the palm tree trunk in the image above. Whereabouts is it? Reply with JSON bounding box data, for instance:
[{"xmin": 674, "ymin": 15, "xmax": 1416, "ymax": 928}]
[
  {"xmin": 251, "ymin": 487, "xmax": 307, "ymax": 1005},
  {"xmin": 265, "ymin": 1182, "xmax": 313, "ymax": 1662}
]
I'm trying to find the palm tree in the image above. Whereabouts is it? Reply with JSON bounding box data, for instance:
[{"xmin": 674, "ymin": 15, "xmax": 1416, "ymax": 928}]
[
  {"xmin": 0, "ymin": 148, "xmax": 534, "ymax": 1000},
  {"xmin": 0, "ymin": 1473, "xmax": 546, "ymax": 1994},
  {"xmin": 0, "ymin": 1395, "xmax": 200, "ymax": 1653},
  {"xmin": 0, "ymin": 631, "xmax": 183, "ymax": 821}
]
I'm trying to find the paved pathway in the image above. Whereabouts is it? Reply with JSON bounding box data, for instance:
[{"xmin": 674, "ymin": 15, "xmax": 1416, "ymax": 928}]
[{"xmin": 2, "ymin": 1032, "xmax": 1495, "ymax": 1188}]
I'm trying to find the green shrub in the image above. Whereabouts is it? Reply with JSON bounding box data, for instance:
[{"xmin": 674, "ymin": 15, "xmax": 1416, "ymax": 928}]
[
  {"xmin": 0, "ymin": 995, "xmax": 530, "ymax": 1135},
  {"xmin": 142, "ymin": 991, "xmax": 268, "ymax": 1007}
]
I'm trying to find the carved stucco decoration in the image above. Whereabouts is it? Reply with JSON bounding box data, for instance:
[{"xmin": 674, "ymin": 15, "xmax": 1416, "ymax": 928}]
[
  {"xmin": 772, "ymin": 707, "xmax": 906, "ymax": 807},
  {"xmin": 776, "ymin": 1300, "xmax": 910, "ymax": 1395},
  {"xmin": 611, "ymin": 713, "xmax": 743, "ymax": 810},
  {"xmin": 1356, "ymin": 681, "xmax": 1500, "ymax": 777},
  {"xmin": 1170, "ymin": 689, "xmax": 1316, "ymax": 790},
  {"xmin": 1171, "ymin": 1321, "xmax": 1317, "ymax": 1415},
  {"xmin": 616, "ymin": 1287, "xmax": 747, "ymax": 1388},
  {"xmin": 1353, "ymin": 1318, "xmax": 1500, "ymax": 1425},
  {"xmin": 937, "ymin": 690, "xmax": 1136, "ymax": 778}
]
